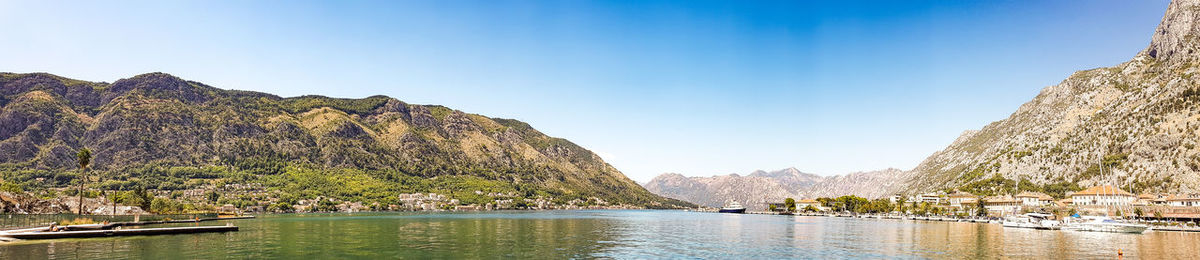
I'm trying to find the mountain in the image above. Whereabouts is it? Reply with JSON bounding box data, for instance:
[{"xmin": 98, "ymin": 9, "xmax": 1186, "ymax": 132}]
[
  {"xmin": 643, "ymin": 168, "xmax": 907, "ymax": 209},
  {"xmin": 0, "ymin": 72, "xmax": 691, "ymax": 210},
  {"xmin": 903, "ymin": 0, "xmax": 1200, "ymax": 196}
]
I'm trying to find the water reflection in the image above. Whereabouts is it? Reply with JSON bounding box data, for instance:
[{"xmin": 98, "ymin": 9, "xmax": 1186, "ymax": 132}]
[{"xmin": 0, "ymin": 211, "xmax": 1197, "ymax": 259}]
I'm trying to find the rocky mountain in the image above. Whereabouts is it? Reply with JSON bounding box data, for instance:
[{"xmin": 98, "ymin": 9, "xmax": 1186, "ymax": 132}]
[
  {"xmin": 904, "ymin": 0, "xmax": 1200, "ymax": 195},
  {"xmin": 643, "ymin": 168, "xmax": 907, "ymax": 209},
  {"xmin": 0, "ymin": 72, "xmax": 690, "ymax": 209}
]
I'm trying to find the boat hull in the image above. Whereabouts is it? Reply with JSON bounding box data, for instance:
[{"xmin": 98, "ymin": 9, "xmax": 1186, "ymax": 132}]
[
  {"xmin": 1064, "ymin": 224, "xmax": 1148, "ymax": 234},
  {"xmin": 718, "ymin": 208, "xmax": 746, "ymax": 213}
]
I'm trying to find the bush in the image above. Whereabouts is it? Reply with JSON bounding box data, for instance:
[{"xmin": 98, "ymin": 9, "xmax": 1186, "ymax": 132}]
[{"xmin": 149, "ymin": 197, "xmax": 185, "ymax": 214}]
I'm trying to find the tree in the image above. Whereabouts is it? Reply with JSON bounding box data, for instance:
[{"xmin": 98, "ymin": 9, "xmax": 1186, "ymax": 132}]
[
  {"xmin": 204, "ymin": 191, "xmax": 221, "ymax": 202},
  {"xmin": 804, "ymin": 205, "xmax": 818, "ymax": 212},
  {"xmin": 149, "ymin": 198, "xmax": 184, "ymax": 214},
  {"xmin": 76, "ymin": 148, "xmax": 91, "ymax": 215},
  {"xmin": 975, "ymin": 198, "xmax": 987, "ymax": 217},
  {"xmin": 785, "ymin": 198, "xmax": 796, "ymax": 212},
  {"xmin": 122, "ymin": 188, "xmax": 152, "ymax": 210},
  {"xmin": 1134, "ymin": 208, "xmax": 1145, "ymax": 219},
  {"xmin": 897, "ymin": 197, "xmax": 908, "ymax": 213},
  {"xmin": 769, "ymin": 204, "xmax": 778, "ymax": 212},
  {"xmin": 916, "ymin": 202, "xmax": 931, "ymax": 216}
]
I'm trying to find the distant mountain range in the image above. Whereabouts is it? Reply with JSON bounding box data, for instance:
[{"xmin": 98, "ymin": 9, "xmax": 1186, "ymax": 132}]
[
  {"xmin": 643, "ymin": 168, "xmax": 909, "ymax": 210},
  {"xmin": 0, "ymin": 72, "xmax": 690, "ymax": 209},
  {"xmin": 648, "ymin": 0, "xmax": 1200, "ymax": 207}
]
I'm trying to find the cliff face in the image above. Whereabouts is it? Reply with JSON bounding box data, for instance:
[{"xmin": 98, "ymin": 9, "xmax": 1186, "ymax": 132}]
[
  {"xmin": 643, "ymin": 168, "xmax": 908, "ymax": 209},
  {"xmin": 905, "ymin": 0, "xmax": 1200, "ymax": 194},
  {"xmin": 0, "ymin": 72, "xmax": 688, "ymax": 208}
]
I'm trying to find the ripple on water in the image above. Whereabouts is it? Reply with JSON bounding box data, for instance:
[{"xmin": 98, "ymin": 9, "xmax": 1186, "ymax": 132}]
[{"xmin": 0, "ymin": 211, "xmax": 1197, "ymax": 259}]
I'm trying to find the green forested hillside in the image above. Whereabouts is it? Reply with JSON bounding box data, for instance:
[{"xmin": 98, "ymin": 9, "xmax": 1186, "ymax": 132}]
[{"xmin": 0, "ymin": 72, "xmax": 691, "ymax": 212}]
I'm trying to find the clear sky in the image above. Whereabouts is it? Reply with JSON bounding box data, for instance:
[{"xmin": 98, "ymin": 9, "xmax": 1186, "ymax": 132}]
[{"xmin": 0, "ymin": 0, "xmax": 1171, "ymax": 182}]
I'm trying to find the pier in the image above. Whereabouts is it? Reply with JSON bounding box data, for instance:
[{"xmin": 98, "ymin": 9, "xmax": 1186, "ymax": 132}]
[
  {"xmin": 0, "ymin": 215, "xmax": 255, "ymax": 241},
  {"xmin": 2, "ymin": 225, "xmax": 239, "ymax": 240}
]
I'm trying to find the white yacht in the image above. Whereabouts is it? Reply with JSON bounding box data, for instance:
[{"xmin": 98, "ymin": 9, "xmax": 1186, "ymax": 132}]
[
  {"xmin": 1002, "ymin": 213, "xmax": 1060, "ymax": 230},
  {"xmin": 1062, "ymin": 216, "xmax": 1148, "ymax": 234}
]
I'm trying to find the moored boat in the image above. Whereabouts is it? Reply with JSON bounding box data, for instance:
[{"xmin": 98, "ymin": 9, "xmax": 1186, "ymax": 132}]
[
  {"xmin": 718, "ymin": 201, "xmax": 746, "ymax": 213},
  {"xmin": 1062, "ymin": 216, "xmax": 1148, "ymax": 234},
  {"xmin": 1002, "ymin": 213, "xmax": 1060, "ymax": 230}
]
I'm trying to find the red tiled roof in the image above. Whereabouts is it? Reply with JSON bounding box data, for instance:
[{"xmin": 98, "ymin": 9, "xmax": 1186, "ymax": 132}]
[{"xmin": 1071, "ymin": 185, "xmax": 1133, "ymax": 196}]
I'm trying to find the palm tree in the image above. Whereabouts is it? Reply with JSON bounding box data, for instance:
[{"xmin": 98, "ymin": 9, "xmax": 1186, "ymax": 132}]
[{"xmin": 76, "ymin": 148, "xmax": 91, "ymax": 215}]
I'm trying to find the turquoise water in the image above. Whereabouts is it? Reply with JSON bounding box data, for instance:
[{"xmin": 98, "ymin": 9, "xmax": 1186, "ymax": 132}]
[{"xmin": 1, "ymin": 210, "xmax": 1197, "ymax": 259}]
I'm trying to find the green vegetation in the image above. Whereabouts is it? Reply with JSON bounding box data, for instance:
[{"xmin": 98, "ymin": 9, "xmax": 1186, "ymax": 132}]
[
  {"xmin": 1077, "ymin": 152, "xmax": 1130, "ymax": 181},
  {"xmin": 803, "ymin": 205, "xmax": 818, "ymax": 212},
  {"xmin": 784, "ymin": 198, "xmax": 796, "ymax": 212},
  {"xmin": 75, "ymin": 148, "xmax": 91, "ymax": 215},
  {"xmin": 957, "ymin": 174, "xmax": 1014, "ymax": 197},
  {"xmin": 956, "ymin": 174, "xmax": 1081, "ymax": 199},
  {"xmin": 280, "ymin": 95, "xmax": 391, "ymax": 115},
  {"xmin": 0, "ymin": 72, "xmax": 691, "ymax": 214},
  {"xmin": 975, "ymin": 198, "xmax": 986, "ymax": 217},
  {"xmin": 426, "ymin": 105, "xmax": 453, "ymax": 121},
  {"xmin": 0, "ymin": 181, "xmax": 22, "ymax": 193},
  {"xmin": 815, "ymin": 195, "xmax": 893, "ymax": 214}
]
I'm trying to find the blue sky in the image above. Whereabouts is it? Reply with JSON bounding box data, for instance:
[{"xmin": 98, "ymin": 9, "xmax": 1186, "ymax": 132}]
[{"xmin": 0, "ymin": 0, "xmax": 1170, "ymax": 182}]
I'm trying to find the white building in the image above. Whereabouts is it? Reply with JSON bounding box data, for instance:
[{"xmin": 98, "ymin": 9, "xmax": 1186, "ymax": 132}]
[
  {"xmin": 984, "ymin": 196, "xmax": 1021, "ymax": 216},
  {"xmin": 913, "ymin": 192, "xmax": 944, "ymax": 204},
  {"xmin": 1015, "ymin": 191, "xmax": 1054, "ymax": 207},
  {"xmin": 1167, "ymin": 194, "xmax": 1200, "ymax": 207},
  {"xmin": 1070, "ymin": 185, "xmax": 1135, "ymax": 206},
  {"xmin": 797, "ymin": 199, "xmax": 827, "ymax": 211},
  {"xmin": 948, "ymin": 191, "xmax": 978, "ymax": 208}
]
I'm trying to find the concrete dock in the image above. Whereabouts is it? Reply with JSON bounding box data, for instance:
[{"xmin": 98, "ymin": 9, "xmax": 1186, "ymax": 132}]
[{"xmin": 2, "ymin": 225, "xmax": 238, "ymax": 240}]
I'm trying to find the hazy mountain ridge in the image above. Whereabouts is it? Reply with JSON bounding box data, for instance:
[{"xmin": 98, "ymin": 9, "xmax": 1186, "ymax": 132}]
[
  {"xmin": 0, "ymin": 72, "xmax": 689, "ymax": 208},
  {"xmin": 643, "ymin": 168, "xmax": 908, "ymax": 209}
]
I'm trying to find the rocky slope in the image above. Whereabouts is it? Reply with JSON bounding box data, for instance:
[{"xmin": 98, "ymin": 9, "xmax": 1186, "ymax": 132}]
[
  {"xmin": 904, "ymin": 0, "xmax": 1200, "ymax": 195},
  {"xmin": 0, "ymin": 72, "xmax": 689, "ymax": 209},
  {"xmin": 643, "ymin": 168, "xmax": 908, "ymax": 209}
]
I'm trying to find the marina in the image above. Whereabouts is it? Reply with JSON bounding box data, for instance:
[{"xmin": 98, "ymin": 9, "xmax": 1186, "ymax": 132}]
[{"xmin": 711, "ymin": 210, "xmax": 1200, "ymax": 234}]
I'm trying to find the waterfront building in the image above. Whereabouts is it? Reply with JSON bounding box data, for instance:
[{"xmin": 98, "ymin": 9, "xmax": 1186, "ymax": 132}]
[
  {"xmin": 948, "ymin": 191, "xmax": 978, "ymax": 208},
  {"xmin": 1135, "ymin": 193, "xmax": 1169, "ymax": 206},
  {"xmin": 909, "ymin": 192, "xmax": 944, "ymax": 205},
  {"xmin": 797, "ymin": 199, "xmax": 826, "ymax": 211},
  {"xmin": 1015, "ymin": 191, "xmax": 1054, "ymax": 206},
  {"xmin": 1057, "ymin": 198, "xmax": 1073, "ymax": 207},
  {"xmin": 1070, "ymin": 185, "xmax": 1135, "ymax": 206},
  {"xmin": 1167, "ymin": 194, "xmax": 1200, "ymax": 207},
  {"xmin": 984, "ymin": 195, "xmax": 1021, "ymax": 215}
]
